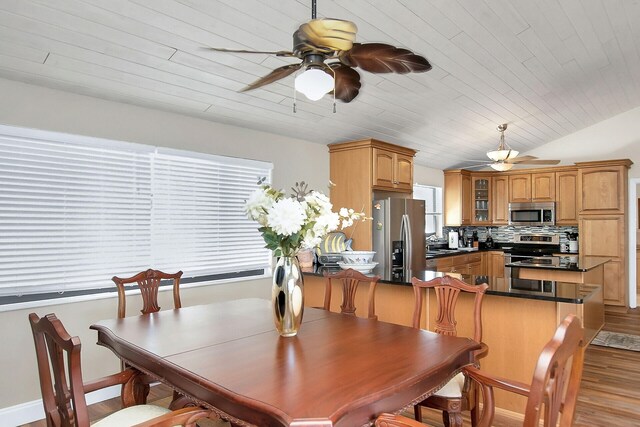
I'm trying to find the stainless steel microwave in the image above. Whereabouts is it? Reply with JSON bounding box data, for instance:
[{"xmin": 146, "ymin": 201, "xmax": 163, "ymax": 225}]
[{"xmin": 508, "ymin": 202, "xmax": 555, "ymax": 226}]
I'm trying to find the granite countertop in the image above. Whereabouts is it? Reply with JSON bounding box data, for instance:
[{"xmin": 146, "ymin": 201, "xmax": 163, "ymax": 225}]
[
  {"xmin": 506, "ymin": 255, "xmax": 610, "ymax": 272},
  {"xmin": 304, "ymin": 267, "xmax": 601, "ymax": 304},
  {"xmin": 425, "ymin": 246, "xmax": 500, "ymax": 259}
]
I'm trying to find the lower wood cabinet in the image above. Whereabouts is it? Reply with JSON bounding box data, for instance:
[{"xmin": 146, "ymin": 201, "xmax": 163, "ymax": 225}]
[
  {"xmin": 487, "ymin": 251, "xmax": 505, "ymax": 278},
  {"xmin": 434, "ymin": 252, "xmax": 483, "ymax": 275},
  {"xmin": 579, "ymin": 215, "xmax": 626, "ymax": 305}
]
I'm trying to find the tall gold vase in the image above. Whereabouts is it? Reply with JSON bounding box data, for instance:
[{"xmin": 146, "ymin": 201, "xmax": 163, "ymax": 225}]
[{"xmin": 272, "ymin": 256, "xmax": 304, "ymax": 337}]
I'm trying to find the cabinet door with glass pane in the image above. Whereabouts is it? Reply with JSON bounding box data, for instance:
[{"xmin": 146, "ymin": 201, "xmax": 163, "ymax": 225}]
[{"xmin": 472, "ymin": 176, "xmax": 491, "ymax": 224}]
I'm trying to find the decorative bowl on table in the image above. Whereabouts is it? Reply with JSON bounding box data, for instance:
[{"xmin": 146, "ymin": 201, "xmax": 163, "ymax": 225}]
[
  {"xmin": 340, "ymin": 251, "xmax": 376, "ymax": 264},
  {"xmin": 337, "ymin": 261, "xmax": 379, "ymax": 274}
]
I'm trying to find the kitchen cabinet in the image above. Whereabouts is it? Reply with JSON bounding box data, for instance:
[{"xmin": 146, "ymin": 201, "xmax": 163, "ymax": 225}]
[
  {"xmin": 508, "ymin": 174, "xmax": 531, "ymax": 203},
  {"xmin": 579, "ymin": 214, "xmax": 626, "ymax": 305},
  {"xmin": 372, "ymin": 147, "xmax": 413, "ymax": 192},
  {"xmin": 472, "ymin": 176, "xmax": 491, "ymax": 224},
  {"xmin": 487, "ymin": 251, "xmax": 505, "ymax": 278},
  {"xmin": 434, "ymin": 252, "xmax": 483, "ymax": 275},
  {"xmin": 491, "ymin": 176, "xmax": 509, "ymax": 225},
  {"xmin": 555, "ymin": 170, "xmax": 578, "ymax": 225},
  {"xmin": 329, "ymin": 139, "xmax": 416, "ymax": 250},
  {"xmin": 578, "ymin": 162, "xmax": 628, "ymax": 215},
  {"xmin": 444, "ymin": 170, "xmax": 472, "ymax": 226},
  {"xmin": 509, "ymin": 172, "xmax": 555, "ymax": 203},
  {"xmin": 576, "ymin": 159, "xmax": 632, "ymax": 306}
]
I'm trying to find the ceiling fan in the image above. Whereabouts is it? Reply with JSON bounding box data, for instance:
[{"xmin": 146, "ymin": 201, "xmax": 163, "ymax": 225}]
[
  {"xmin": 465, "ymin": 124, "xmax": 560, "ymax": 171},
  {"xmin": 205, "ymin": 0, "xmax": 432, "ymax": 108}
]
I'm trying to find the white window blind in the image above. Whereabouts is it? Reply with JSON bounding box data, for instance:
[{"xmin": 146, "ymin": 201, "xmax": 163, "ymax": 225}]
[{"xmin": 0, "ymin": 125, "xmax": 272, "ymax": 298}]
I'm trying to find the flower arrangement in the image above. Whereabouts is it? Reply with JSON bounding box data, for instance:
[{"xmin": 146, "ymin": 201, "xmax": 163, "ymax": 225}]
[{"xmin": 245, "ymin": 181, "xmax": 367, "ymax": 257}]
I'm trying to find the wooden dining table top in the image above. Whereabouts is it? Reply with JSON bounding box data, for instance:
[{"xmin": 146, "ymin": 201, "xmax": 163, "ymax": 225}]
[{"xmin": 91, "ymin": 298, "xmax": 480, "ymax": 427}]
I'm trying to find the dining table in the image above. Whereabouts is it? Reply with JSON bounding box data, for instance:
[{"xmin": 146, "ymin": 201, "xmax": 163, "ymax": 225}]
[{"xmin": 91, "ymin": 298, "xmax": 481, "ymax": 427}]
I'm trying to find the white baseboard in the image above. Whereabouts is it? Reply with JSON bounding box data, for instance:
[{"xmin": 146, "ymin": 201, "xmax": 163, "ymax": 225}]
[{"xmin": 0, "ymin": 385, "xmax": 121, "ymax": 426}]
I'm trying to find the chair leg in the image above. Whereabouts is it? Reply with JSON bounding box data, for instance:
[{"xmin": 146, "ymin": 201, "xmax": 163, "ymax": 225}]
[
  {"xmin": 442, "ymin": 409, "xmax": 463, "ymax": 427},
  {"xmin": 414, "ymin": 405, "xmax": 423, "ymax": 422}
]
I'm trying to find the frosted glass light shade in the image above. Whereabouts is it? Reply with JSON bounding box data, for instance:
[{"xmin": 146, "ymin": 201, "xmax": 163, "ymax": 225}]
[
  {"xmin": 490, "ymin": 162, "xmax": 514, "ymax": 171},
  {"xmin": 487, "ymin": 149, "xmax": 519, "ymax": 162},
  {"xmin": 295, "ymin": 69, "xmax": 334, "ymax": 101}
]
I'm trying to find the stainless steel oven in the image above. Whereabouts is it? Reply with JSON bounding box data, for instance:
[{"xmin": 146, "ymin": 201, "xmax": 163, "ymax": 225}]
[{"xmin": 508, "ymin": 202, "xmax": 555, "ymax": 226}]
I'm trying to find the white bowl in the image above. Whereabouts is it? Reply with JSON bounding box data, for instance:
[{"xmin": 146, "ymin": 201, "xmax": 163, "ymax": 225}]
[
  {"xmin": 337, "ymin": 261, "xmax": 378, "ymax": 274},
  {"xmin": 340, "ymin": 251, "xmax": 376, "ymax": 264}
]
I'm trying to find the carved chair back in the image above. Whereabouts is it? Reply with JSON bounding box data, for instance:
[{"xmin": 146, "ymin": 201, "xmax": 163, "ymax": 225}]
[
  {"xmin": 112, "ymin": 269, "xmax": 183, "ymax": 318},
  {"xmin": 323, "ymin": 268, "xmax": 380, "ymax": 319},
  {"xmin": 29, "ymin": 312, "xmax": 90, "ymax": 427},
  {"xmin": 523, "ymin": 314, "xmax": 584, "ymax": 427},
  {"xmin": 466, "ymin": 314, "xmax": 585, "ymax": 427},
  {"xmin": 411, "ymin": 275, "xmax": 488, "ymax": 343}
]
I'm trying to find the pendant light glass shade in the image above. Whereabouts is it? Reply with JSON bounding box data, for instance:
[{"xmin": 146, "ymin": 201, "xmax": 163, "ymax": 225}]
[
  {"xmin": 295, "ymin": 68, "xmax": 334, "ymax": 101},
  {"xmin": 490, "ymin": 162, "xmax": 514, "ymax": 171},
  {"xmin": 487, "ymin": 149, "xmax": 519, "ymax": 162}
]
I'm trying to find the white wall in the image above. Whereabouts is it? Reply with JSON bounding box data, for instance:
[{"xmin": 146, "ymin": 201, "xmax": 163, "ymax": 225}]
[
  {"xmin": 0, "ymin": 77, "xmax": 330, "ymax": 410},
  {"xmin": 414, "ymin": 164, "xmax": 444, "ymax": 187},
  {"xmin": 525, "ymin": 105, "xmax": 640, "ymax": 177}
]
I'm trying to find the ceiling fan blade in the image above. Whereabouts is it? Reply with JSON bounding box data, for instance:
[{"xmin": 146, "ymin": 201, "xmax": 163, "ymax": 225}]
[
  {"xmin": 462, "ymin": 164, "xmax": 492, "ymax": 169},
  {"xmin": 240, "ymin": 63, "xmax": 302, "ymax": 92},
  {"xmin": 509, "ymin": 159, "xmax": 561, "ymax": 165},
  {"xmin": 505, "ymin": 155, "xmax": 538, "ymax": 163},
  {"xmin": 328, "ymin": 64, "xmax": 361, "ymax": 103},
  {"xmin": 294, "ymin": 19, "xmax": 357, "ymax": 54},
  {"xmin": 204, "ymin": 47, "xmax": 296, "ymax": 57},
  {"xmin": 338, "ymin": 43, "xmax": 432, "ymax": 74}
]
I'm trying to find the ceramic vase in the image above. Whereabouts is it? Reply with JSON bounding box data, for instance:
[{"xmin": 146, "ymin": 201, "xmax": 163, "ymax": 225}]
[{"xmin": 272, "ymin": 256, "xmax": 304, "ymax": 337}]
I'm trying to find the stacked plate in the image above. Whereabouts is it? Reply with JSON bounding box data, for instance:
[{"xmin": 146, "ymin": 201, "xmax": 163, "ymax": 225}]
[{"xmin": 338, "ymin": 251, "xmax": 378, "ymax": 274}]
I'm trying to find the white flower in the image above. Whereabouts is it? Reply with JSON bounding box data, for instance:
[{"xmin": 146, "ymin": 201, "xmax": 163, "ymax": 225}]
[
  {"xmin": 267, "ymin": 198, "xmax": 306, "ymax": 236},
  {"xmin": 339, "ymin": 207, "xmax": 349, "ymax": 217},
  {"xmin": 245, "ymin": 188, "xmax": 274, "ymax": 224}
]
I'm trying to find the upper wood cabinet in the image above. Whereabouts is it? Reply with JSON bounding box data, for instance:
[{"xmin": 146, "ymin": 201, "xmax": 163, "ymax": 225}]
[
  {"xmin": 373, "ymin": 148, "xmax": 413, "ymax": 192},
  {"xmin": 555, "ymin": 170, "xmax": 578, "ymax": 225},
  {"xmin": 508, "ymin": 174, "xmax": 531, "ymax": 202},
  {"xmin": 328, "ymin": 139, "xmax": 416, "ymax": 250},
  {"xmin": 509, "ymin": 172, "xmax": 555, "ymax": 202},
  {"xmin": 471, "ymin": 176, "xmax": 491, "ymax": 225},
  {"xmin": 491, "ymin": 176, "xmax": 509, "ymax": 225},
  {"xmin": 577, "ymin": 161, "xmax": 631, "ymax": 215},
  {"xmin": 444, "ymin": 170, "xmax": 471, "ymax": 226},
  {"xmin": 531, "ymin": 172, "xmax": 555, "ymax": 202}
]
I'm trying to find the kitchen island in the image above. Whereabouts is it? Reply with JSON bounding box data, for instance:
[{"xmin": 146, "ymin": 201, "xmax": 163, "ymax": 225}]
[
  {"xmin": 506, "ymin": 255, "xmax": 610, "ymax": 284},
  {"xmin": 302, "ymin": 267, "xmax": 603, "ymax": 419}
]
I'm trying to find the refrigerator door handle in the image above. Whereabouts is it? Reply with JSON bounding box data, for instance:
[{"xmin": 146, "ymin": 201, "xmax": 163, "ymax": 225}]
[{"xmin": 401, "ymin": 214, "xmax": 412, "ymax": 269}]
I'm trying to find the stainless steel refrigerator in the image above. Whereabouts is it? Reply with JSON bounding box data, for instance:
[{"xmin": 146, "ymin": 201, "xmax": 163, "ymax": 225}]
[{"xmin": 372, "ymin": 198, "xmax": 426, "ymax": 276}]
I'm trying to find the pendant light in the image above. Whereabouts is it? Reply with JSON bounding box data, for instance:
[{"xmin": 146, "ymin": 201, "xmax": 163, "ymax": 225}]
[{"xmin": 487, "ymin": 124, "xmax": 518, "ymax": 162}]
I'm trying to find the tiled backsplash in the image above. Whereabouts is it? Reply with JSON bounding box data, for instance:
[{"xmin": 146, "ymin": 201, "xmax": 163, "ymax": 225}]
[{"xmin": 442, "ymin": 225, "xmax": 579, "ymax": 245}]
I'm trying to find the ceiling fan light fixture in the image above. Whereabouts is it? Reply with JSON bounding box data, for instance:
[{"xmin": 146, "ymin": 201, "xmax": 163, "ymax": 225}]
[
  {"xmin": 487, "ymin": 149, "xmax": 519, "ymax": 162},
  {"xmin": 294, "ymin": 68, "xmax": 334, "ymax": 101},
  {"xmin": 490, "ymin": 162, "xmax": 514, "ymax": 172}
]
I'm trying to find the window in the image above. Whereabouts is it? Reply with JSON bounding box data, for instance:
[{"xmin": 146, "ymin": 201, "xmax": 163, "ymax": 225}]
[
  {"xmin": 413, "ymin": 184, "xmax": 443, "ymax": 238},
  {"xmin": 0, "ymin": 125, "xmax": 272, "ymax": 300}
]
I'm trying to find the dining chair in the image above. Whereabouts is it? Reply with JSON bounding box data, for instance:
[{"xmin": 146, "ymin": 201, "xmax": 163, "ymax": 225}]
[
  {"xmin": 112, "ymin": 269, "xmax": 183, "ymax": 319},
  {"xmin": 322, "ymin": 268, "xmax": 380, "ymax": 319},
  {"xmin": 375, "ymin": 314, "xmax": 585, "ymax": 427},
  {"xmin": 411, "ymin": 275, "xmax": 489, "ymax": 427},
  {"xmin": 112, "ymin": 269, "xmax": 189, "ymax": 409},
  {"xmin": 28, "ymin": 312, "xmax": 214, "ymax": 427}
]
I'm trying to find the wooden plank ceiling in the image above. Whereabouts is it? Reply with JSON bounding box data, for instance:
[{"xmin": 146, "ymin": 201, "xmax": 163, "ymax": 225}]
[{"xmin": 1, "ymin": 0, "xmax": 639, "ymax": 169}]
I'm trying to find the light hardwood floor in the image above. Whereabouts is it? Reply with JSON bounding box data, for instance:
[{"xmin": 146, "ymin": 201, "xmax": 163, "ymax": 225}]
[{"xmin": 21, "ymin": 306, "xmax": 640, "ymax": 427}]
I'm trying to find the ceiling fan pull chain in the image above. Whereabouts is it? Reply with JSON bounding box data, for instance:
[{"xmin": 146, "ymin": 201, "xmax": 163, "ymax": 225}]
[{"xmin": 293, "ymin": 84, "xmax": 297, "ymax": 113}]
